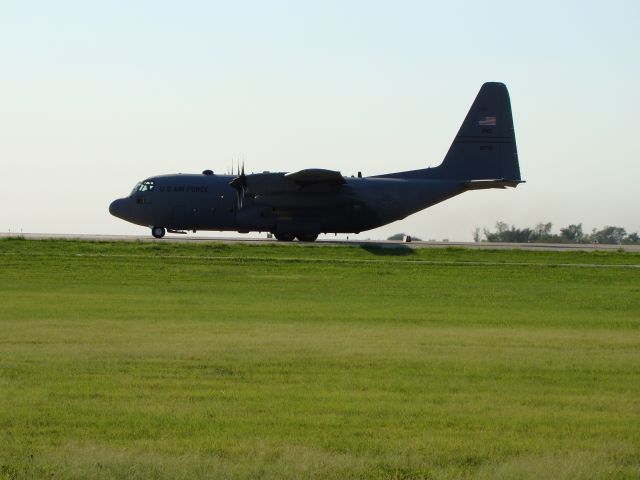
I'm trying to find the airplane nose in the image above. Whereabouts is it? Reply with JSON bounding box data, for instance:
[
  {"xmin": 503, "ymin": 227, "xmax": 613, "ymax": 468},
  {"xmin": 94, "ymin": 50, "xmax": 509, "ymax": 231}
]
[{"xmin": 109, "ymin": 198, "xmax": 127, "ymax": 219}]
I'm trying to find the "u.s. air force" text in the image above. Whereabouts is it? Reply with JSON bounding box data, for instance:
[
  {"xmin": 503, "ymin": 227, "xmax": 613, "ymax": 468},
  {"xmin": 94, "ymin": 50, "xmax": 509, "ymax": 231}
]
[{"xmin": 158, "ymin": 186, "xmax": 208, "ymax": 193}]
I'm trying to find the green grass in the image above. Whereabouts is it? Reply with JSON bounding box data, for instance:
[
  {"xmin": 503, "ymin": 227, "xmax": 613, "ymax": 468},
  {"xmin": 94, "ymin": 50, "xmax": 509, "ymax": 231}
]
[{"xmin": 0, "ymin": 239, "xmax": 639, "ymax": 479}]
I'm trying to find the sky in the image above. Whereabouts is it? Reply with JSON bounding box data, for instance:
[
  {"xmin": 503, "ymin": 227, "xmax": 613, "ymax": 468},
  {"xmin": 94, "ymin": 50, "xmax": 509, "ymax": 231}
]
[{"xmin": 1, "ymin": 0, "xmax": 639, "ymax": 241}]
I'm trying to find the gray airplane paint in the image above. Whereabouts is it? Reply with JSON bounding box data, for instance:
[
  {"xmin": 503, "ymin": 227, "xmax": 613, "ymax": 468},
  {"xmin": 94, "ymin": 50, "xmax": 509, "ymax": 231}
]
[{"xmin": 109, "ymin": 82, "xmax": 523, "ymax": 241}]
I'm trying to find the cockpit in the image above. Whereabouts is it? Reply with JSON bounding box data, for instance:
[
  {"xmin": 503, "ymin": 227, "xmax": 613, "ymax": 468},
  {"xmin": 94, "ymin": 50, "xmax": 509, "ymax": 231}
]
[{"xmin": 130, "ymin": 180, "xmax": 155, "ymax": 196}]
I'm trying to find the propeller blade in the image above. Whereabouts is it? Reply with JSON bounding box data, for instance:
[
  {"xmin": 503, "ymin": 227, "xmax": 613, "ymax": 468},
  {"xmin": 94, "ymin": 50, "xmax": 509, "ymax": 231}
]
[{"xmin": 229, "ymin": 165, "xmax": 248, "ymax": 209}]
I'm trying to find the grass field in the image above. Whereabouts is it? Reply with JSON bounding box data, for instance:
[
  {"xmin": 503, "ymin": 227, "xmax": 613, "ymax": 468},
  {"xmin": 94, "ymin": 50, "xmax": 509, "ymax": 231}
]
[{"xmin": 1, "ymin": 238, "xmax": 639, "ymax": 479}]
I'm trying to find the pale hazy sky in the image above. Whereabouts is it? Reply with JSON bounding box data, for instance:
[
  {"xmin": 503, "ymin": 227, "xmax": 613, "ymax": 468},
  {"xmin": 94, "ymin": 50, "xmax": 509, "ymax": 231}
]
[{"xmin": 1, "ymin": 1, "xmax": 638, "ymax": 240}]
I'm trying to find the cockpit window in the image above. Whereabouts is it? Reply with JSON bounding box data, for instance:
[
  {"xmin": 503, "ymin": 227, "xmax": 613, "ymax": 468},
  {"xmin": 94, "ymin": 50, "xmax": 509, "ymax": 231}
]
[
  {"xmin": 130, "ymin": 180, "xmax": 155, "ymax": 196},
  {"xmin": 139, "ymin": 180, "xmax": 155, "ymax": 192}
]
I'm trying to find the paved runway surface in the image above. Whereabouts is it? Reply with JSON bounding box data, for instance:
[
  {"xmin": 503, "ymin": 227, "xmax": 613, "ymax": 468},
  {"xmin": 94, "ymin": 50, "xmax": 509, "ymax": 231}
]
[{"xmin": 2, "ymin": 232, "xmax": 639, "ymax": 252}]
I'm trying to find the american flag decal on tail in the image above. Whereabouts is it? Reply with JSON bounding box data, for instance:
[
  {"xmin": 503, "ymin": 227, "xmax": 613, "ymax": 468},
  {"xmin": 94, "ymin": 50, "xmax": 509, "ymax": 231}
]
[{"xmin": 478, "ymin": 116, "xmax": 496, "ymax": 126}]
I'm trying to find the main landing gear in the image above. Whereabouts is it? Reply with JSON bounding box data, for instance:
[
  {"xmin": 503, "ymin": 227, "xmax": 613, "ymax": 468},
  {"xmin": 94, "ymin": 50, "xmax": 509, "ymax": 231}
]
[
  {"xmin": 273, "ymin": 233, "xmax": 319, "ymax": 242},
  {"xmin": 296, "ymin": 233, "xmax": 318, "ymax": 242},
  {"xmin": 274, "ymin": 232, "xmax": 294, "ymax": 242},
  {"xmin": 151, "ymin": 226, "xmax": 166, "ymax": 239}
]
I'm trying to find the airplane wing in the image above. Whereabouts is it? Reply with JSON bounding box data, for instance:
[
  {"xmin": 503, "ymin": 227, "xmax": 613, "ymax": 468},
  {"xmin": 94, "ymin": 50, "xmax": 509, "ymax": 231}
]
[{"xmin": 284, "ymin": 169, "xmax": 346, "ymax": 185}]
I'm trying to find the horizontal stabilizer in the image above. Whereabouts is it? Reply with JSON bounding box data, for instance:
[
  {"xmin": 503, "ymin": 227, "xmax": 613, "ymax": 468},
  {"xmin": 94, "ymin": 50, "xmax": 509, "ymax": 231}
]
[
  {"xmin": 285, "ymin": 168, "xmax": 345, "ymax": 185},
  {"xmin": 463, "ymin": 179, "xmax": 525, "ymax": 190}
]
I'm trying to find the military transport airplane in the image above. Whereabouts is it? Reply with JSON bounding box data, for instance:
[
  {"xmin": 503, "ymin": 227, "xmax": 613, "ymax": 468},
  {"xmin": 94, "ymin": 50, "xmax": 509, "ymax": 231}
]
[{"xmin": 109, "ymin": 82, "xmax": 523, "ymax": 241}]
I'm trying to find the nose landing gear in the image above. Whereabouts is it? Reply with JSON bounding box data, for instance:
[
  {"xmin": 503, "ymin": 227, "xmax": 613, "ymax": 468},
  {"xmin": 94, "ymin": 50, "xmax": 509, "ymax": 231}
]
[{"xmin": 151, "ymin": 226, "xmax": 166, "ymax": 239}]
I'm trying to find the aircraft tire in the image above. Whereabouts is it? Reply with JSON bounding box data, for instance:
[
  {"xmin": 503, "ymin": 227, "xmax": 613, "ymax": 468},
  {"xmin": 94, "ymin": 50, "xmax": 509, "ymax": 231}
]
[
  {"xmin": 151, "ymin": 226, "xmax": 166, "ymax": 239},
  {"xmin": 274, "ymin": 233, "xmax": 294, "ymax": 242},
  {"xmin": 296, "ymin": 233, "xmax": 318, "ymax": 242}
]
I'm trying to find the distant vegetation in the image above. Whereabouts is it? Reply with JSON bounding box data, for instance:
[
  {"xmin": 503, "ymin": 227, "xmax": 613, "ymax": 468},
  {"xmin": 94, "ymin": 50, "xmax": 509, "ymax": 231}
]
[{"xmin": 482, "ymin": 222, "xmax": 640, "ymax": 244}]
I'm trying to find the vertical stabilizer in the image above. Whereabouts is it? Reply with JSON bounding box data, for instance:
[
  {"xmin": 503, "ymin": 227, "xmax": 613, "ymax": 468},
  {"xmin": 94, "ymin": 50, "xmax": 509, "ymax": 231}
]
[
  {"xmin": 377, "ymin": 82, "xmax": 522, "ymax": 183},
  {"xmin": 437, "ymin": 82, "xmax": 520, "ymax": 181}
]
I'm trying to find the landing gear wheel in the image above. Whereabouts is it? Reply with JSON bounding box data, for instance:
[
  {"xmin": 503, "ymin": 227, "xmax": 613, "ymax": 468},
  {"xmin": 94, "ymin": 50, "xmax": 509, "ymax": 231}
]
[
  {"xmin": 274, "ymin": 232, "xmax": 294, "ymax": 242},
  {"xmin": 151, "ymin": 226, "xmax": 166, "ymax": 239},
  {"xmin": 296, "ymin": 233, "xmax": 318, "ymax": 242}
]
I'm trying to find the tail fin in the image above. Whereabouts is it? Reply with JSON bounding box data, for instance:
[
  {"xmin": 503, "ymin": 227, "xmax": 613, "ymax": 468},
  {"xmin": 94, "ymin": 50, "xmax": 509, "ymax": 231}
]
[{"xmin": 437, "ymin": 82, "xmax": 521, "ymax": 181}]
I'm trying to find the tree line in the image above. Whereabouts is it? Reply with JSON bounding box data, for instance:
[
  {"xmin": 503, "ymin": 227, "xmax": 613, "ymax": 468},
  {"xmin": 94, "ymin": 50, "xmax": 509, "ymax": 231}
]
[{"xmin": 479, "ymin": 222, "xmax": 640, "ymax": 245}]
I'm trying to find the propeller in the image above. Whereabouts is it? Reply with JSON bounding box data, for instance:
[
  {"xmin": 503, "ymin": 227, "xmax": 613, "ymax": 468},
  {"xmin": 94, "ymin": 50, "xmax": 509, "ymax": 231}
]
[{"xmin": 229, "ymin": 161, "xmax": 247, "ymax": 209}]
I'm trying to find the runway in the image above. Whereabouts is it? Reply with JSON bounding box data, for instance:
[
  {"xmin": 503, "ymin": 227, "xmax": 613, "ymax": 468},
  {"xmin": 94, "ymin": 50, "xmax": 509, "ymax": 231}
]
[{"xmin": 2, "ymin": 232, "xmax": 639, "ymax": 252}]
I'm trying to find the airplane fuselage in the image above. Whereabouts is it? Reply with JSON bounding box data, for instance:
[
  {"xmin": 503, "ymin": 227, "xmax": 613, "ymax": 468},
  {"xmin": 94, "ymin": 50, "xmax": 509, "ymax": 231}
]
[{"xmin": 109, "ymin": 172, "xmax": 465, "ymax": 237}]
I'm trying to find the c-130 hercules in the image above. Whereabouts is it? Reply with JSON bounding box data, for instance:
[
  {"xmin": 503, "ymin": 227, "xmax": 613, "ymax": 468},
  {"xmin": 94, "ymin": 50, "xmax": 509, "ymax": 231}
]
[{"xmin": 110, "ymin": 82, "xmax": 523, "ymax": 241}]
